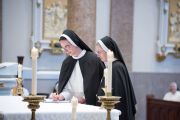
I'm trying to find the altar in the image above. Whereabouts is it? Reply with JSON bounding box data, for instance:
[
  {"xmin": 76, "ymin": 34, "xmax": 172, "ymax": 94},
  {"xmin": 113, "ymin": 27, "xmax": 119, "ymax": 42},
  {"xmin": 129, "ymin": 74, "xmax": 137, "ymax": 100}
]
[{"xmin": 0, "ymin": 96, "xmax": 121, "ymax": 120}]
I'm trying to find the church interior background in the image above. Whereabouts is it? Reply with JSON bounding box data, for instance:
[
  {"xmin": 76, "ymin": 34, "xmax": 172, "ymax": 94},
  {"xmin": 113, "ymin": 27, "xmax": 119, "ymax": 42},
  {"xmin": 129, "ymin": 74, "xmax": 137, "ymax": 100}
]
[{"xmin": 0, "ymin": 0, "xmax": 180, "ymax": 120}]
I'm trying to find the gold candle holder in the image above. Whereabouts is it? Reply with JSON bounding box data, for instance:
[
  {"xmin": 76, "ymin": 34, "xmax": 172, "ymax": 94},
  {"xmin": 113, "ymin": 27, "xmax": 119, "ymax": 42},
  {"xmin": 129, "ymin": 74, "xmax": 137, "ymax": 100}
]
[
  {"xmin": 23, "ymin": 96, "xmax": 46, "ymax": 120},
  {"xmin": 98, "ymin": 87, "xmax": 121, "ymax": 120},
  {"xmin": 0, "ymin": 82, "xmax": 4, "ymax": 87},
  {"xmin": 102, "ymin": 86, "xmax": 112, "ymax": 97},
  {"xmin": 14, "ymin": 78, "xmax": 24, "ymax": 96}
]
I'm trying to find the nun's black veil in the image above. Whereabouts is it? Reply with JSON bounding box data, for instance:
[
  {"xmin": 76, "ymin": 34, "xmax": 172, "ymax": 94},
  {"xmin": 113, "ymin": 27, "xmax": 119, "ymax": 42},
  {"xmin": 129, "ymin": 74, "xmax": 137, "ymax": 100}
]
[
  {"xmin": 100, "ymin": 36, "xmax": 126, "ymax": 67},
  {"xmin": 99, "ymin": 36, "xmax": 137, "ymax": 119},
  {"xmin": 60, "ymin": 30, "xmax": 93, "ymax": 52}
]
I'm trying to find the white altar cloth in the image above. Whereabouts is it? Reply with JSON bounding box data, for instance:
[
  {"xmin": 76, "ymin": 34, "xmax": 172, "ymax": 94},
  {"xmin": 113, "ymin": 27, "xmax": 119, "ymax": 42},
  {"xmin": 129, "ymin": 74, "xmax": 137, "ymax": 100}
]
[{"xmin": 0, "ymin": 96, "xmax": 121, "ymax": 120}]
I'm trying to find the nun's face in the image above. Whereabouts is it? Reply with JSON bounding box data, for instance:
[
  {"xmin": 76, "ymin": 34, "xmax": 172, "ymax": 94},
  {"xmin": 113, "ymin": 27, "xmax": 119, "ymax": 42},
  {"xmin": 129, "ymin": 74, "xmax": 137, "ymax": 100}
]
[
  {"xmin": 96, "ymin": 45, "xmax": 107, "ymax": 62},
  {"xmin": 60, "ymin": 40, "xmax": 77, "ymax": 56},
  {"xmin": 170, "ymin": 83, "xmax": 176, "ymax": 94}
]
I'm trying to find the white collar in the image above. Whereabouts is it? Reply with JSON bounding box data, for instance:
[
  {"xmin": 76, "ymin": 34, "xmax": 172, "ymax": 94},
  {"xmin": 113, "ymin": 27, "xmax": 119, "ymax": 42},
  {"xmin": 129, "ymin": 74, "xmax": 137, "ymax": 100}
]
[{"xmin": 72, "ymin": 50, "xmax": 86, "ymax": 59}]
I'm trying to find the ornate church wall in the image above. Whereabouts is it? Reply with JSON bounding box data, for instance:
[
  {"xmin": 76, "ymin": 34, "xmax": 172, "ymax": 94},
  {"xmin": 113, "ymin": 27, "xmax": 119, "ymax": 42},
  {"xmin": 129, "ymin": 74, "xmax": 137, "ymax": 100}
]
[
  {"xmin": 132, "ymin": 0, "xmax": 180, "ymax": 73},
  {"xmin": 2, "ymin": 0, "xmax": 66, "ymax": 71}
]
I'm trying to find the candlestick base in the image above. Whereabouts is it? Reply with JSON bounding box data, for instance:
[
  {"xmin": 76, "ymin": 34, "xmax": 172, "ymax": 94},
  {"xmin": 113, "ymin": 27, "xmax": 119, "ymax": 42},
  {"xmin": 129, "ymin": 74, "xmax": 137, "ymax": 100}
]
[
  {"xmin": 22, "ymin": 95, "xmax": 46, "ymax": 120},
  {"xmin": 14, "ymin": 78, "xmax": 24, "ymax": 96},
  {"xmin": 98, "ymin": 96, "xmax": 121, "ymax": 120}
]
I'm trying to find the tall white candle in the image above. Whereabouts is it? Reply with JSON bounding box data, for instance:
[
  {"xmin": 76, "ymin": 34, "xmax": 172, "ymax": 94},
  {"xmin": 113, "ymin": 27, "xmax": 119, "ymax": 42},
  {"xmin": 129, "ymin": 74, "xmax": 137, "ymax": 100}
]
[
  {"xmin": 18, "ymin": 64, "xmax": 22, "ymax": 78},
  {"xmin": 107, "ymin": 50, "xmax": 113, "ymax": 94},
  {"xmin": 104, "ymin": 68, "xmax": 108, "ymax": 87},
  {"xmin": 31, "ymin": 47, "xmax": 39, "ymax": 96},
  {"xmin": 71, "ymin": 96, "xmax": 78, "ymax": 120}
]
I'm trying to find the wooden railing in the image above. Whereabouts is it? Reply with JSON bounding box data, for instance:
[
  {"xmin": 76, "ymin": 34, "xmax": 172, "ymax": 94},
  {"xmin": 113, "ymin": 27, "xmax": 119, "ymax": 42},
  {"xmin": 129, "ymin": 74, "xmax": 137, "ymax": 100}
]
[{"xmin": 147, "ymin": 94, "xmax": 180, "ymax": 120}]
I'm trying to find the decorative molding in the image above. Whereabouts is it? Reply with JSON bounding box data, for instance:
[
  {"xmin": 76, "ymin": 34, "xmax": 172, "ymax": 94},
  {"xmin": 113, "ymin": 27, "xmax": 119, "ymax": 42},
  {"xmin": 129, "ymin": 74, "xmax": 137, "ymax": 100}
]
[
  {"xmin": 31, "ymin": 0, "xmax": 67, "ymax": 58},
  {"xmin": 49, "ymin": 40, "xmax": 63, "ymax": 52},
  {"xmin": 156, "ymin": 54, "xmax": 166, "ymax": 62},
  {"xmin": 157, "ymin": 36, "xmax": 159, "ymax": 41},
  {"xmin": 174, "ymin": 44, "xmax": 180, "ymax": 54},
  {"xmin": 0, "ymin": 83, "xmax": 4, "ymax": 87},
  {"xmin": 35, "ymin": 41, "xmax": 42, "ymax": 58},
  {"xmin": 37, "ymin": 2, "xmax": 40, "ymax": 8},
  {"xmin": 164, "ymin": 9, "xmax": 167, "ymax": 14},
  {"xmin": 156, "ymin": 0, "xmax": 180, "ymax": 62}
]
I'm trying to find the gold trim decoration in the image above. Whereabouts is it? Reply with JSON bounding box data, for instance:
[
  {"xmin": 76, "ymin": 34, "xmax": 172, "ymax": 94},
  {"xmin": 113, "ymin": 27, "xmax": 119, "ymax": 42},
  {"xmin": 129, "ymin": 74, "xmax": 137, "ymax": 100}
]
[
  {"xmin": 174, "ymin": 44, "xmax": 180, "ymax": 54},
  {"xmin": 161, "ymin": 45, "xmax": 167, "ymax": 54},
  {"xmin": 14, "ymin": 78, "xmax": 24, "ymax": 96},
  {"xmin": 0, "ymin": 83, "xmax": 4, "ymax": 87},
  {"xmin": 37, "ymin": 2, "xmax": 40, "ymax": 8},
  {"xmin": 164, "ymin": 0, "xmax": 170, "ymax": 2},
  {"xmin": 31, "ymin": 31, "xmax": 33, "ymax": 36},
  {"xmin": 156, "ymin": 46, "xmax": 167, "ymax": 62},
  {"xmin": 49, "ymin": 40, "xmax": 63, "ymax": 52},
  {"xmin": 35, "ymin": 41, "xmax": 42, "ymax": 58},
  {"xmin": 23, "ymin": 96, "xmax": 46, "ymax": 120},
  {"xmin": 156, "ymin": 54, "xmax": 166, "ymax": 62},
  {"xmin": 164, "ymin": 9, "xmax": 167, "ymax": 14},
  {"xmin": 35, "ymin": 41, "xmax": 41, "ymax": 50},
  {"xmin": 102, "ymin": 86, "xmax": 107, "ymax": 97},
  {"xmin": 157, "ymin": 36, "xmax": 159, "ymax": 41},
  {"xmin": 106, "ymin": 93, "xmax": 112, "ymax": 97}
]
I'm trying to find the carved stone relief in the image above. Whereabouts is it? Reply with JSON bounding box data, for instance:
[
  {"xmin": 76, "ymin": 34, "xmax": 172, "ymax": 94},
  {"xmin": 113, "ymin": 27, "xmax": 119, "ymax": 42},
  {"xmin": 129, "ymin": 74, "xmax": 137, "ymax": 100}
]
[{"xmin": 43, "ymin": 0, "xmax": 67, "ymax": 39}]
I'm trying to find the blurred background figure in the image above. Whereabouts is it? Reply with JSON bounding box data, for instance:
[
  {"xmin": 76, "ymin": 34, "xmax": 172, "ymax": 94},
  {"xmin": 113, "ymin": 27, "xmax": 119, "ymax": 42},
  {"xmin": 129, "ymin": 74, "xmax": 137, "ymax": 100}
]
[{"xmin": 163, "ymin": 82, "xmax": 180, "ymax": 102}]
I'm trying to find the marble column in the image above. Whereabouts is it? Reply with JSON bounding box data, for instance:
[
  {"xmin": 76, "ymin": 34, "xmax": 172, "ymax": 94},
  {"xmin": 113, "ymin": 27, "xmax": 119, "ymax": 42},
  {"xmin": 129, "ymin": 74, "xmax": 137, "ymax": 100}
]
[
  {"xmin": 0, "ymin": 0, "xmax": 2, "ymax": 63},
  {"xmin": 67, "ymin": 0, "xmax": 96, "ymax": 51},
  {"xmin": 110, "ymin": 0, "xmax": 134, "ymax": 71}
]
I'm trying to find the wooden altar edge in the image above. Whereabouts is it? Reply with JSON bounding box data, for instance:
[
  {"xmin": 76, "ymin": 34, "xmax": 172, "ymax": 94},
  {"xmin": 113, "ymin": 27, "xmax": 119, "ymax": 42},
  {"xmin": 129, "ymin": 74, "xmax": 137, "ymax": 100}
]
[{"xmin": 146, "ymin": 94, "xmax": 180, "ymax": 120}]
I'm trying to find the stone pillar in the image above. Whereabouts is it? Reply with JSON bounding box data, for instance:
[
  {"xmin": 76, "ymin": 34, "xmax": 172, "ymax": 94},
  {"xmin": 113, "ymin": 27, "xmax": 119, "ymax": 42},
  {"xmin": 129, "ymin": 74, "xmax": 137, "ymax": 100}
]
[
  {"xmin": 67, "ymin": 0, "xmax": 96, "ymax": 51},
  {"xmin": 0, "ymin": 0, "xmax": 2, "ymax": 63},
  {"xmin": 110, "ymin": 0, "xmax": 134, "ymax": 71}
]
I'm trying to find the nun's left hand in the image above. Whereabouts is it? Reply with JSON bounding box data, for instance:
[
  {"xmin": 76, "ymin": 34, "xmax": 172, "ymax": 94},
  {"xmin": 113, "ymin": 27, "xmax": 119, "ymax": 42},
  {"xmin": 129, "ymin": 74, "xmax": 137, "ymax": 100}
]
[{"xmin": 78, "ymin": 98, "xmax": 86, "ymax": 104}]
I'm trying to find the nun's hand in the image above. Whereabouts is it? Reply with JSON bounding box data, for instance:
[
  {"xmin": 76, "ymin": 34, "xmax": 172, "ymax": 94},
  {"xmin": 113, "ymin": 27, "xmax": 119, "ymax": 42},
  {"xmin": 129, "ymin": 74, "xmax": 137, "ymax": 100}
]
[
  {"xmin": 78, "ymin": 97, "xmax": 86, "ymax": 104},
  {"xmin": 58, "ymin": 94, "xmax": 65, "ymax": 101},
  {"xmin": 52, "ymin": 93, "xmax": 59, "ymax": 101}
]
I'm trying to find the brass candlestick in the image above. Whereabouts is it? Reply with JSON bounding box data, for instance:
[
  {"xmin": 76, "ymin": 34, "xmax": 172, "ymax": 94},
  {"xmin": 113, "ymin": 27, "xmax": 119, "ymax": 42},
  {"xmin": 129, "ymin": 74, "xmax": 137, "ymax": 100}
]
[
  {"xmin": 23, "ymin": 96, "xmax": 46, "ymax": 120},
  {"xmin": 14, "ymin": 78, "xmax": 24, "ymax": 96},
  {"xmin": 98, "ymin": 87, "xmax": 121, "ymax": 120},
  {"xmin": 0, "ymin": 82, "xmax": 4, "ymax": 87}
]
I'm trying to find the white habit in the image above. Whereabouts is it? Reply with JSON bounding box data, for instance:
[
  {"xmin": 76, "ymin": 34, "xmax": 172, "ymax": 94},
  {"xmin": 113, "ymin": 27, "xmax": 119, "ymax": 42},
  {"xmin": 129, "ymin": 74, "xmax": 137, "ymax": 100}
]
[
  {"xmin": 60, "ymin": 50, "xmax": 86, "ymax": 100},
  {"xmin": 163, "ymin": 91, "xmax": 180, "ymax": 102}
]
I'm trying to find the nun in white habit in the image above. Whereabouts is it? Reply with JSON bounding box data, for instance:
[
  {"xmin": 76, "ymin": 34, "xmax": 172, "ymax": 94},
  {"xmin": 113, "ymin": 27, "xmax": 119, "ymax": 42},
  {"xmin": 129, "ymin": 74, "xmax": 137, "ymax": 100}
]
[{"xmin": 52, "ymin": 29, "xmax": 104, "ymax": 105}]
